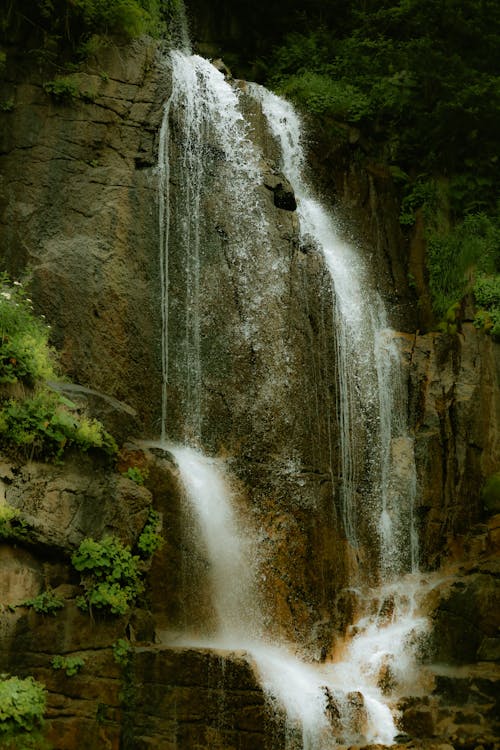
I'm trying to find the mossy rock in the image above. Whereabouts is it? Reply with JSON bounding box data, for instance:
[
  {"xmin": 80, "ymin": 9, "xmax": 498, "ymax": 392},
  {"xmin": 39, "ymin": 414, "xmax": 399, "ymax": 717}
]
[{"xmin": 481, "ymin": 472, "xmax": 500, "ymax": 514}]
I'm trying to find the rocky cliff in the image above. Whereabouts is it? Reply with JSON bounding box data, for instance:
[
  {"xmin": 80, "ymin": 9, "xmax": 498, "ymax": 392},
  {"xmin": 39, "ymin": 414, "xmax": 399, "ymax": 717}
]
[{"xmin": 0, "ymin": 29, "xmax": 498, "ymax": 750}]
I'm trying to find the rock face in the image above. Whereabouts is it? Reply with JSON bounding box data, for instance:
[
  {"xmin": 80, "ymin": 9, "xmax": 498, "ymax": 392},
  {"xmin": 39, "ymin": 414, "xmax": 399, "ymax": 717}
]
[
  {"xmin": 399, "ymin": 324, "xmax": 500, "ymax": 567},
  {"xmin": 0, "ymin": 39, "xmax": 166, "ymax": 433}
]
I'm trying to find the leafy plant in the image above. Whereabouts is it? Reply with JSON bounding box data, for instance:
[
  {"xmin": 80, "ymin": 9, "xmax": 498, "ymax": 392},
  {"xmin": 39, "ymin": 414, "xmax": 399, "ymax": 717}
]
[
  {"xmin": 72, "ymin": 536, "xmax": 143, "ymax": 616},
  {"xmin": 124, "ymin": 466, "xmax": 147, "ymax": 485},
  {"xmin": 23, "ymin": 589, "xmax": 64, "ymax": 616},
  {"xmin": 426, "ymin": 210, "xmax": 500, "ymax": 319},
  {"xmin": 0, "ymin": 676, "xmax": 46, "ymax": 735},
  {"xmin": 51, "ymin": 655, "xmax": 85, "ymax": 677},
  {"xmin": 112, "ymin": 638, "xmax": 132, "ymax": 667},
  {"xmin": 137, "ymin": 509, "xmax": 163, "ymax": 558},
  {"xmin": 43, "ymin": 77, "xmax": 80, "ymax": 102}
]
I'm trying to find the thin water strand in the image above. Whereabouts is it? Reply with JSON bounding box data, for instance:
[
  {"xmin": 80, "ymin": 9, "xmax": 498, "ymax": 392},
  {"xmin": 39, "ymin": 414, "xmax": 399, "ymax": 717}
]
[{"xmin": 251, "ymin": 84, "xmax": 418, "ymax": 580}]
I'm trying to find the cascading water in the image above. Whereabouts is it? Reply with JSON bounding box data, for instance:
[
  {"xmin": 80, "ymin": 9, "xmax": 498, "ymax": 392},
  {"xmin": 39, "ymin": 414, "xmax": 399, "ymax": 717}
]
[
  {"xmin": 250, "ymin": 85, "xmax": 418, "ymax": 580},
  {"xmin": 157, "ymin": 36, "xmax": 428, "ymax": 748}
]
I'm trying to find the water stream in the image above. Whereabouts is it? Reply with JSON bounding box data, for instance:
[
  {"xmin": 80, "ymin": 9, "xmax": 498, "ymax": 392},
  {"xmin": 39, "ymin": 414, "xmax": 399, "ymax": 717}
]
[{"xmin": 157, "ymin": 45, "xmax": 427, "ymax": 747}]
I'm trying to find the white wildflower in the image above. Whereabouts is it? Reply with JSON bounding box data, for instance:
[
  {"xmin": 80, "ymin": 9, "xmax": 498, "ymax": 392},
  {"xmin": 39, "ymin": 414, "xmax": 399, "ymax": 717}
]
[{"xmin": 1, "ymin": 292, "xmax": 11, "ymax": 300}]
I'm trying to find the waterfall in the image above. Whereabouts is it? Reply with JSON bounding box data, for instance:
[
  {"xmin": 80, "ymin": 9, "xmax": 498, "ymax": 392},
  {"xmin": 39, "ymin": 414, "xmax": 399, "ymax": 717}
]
[
  {"xmin": 167, "ymin": 444, "xmax": 261, "ymax": 644},
  {"xmin": 158, "ymin": 51, "xmax": 266, "ymax": 445},
  {"xmin": 157, "ymin": 41, "xmax": 427, "ymax": 748},
  {"xmin": 250, "ymin": 86, "xmax": 419, "ymax": 580}
]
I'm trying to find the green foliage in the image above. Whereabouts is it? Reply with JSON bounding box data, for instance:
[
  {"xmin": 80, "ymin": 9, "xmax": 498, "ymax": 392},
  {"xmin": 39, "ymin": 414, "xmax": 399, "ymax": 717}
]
[
  {"xmin": 399, "ymin": 180, "xmax": 437, "ymax": 226},
  {"xmin": 0, "ymin": 503, "xmax": 29, "ymax": 541},
  {"xmin": 0, "ymin": 676, "xmax": 46, "ymax": 735},
  {"xmin": 426, "ymin": 210, "xmax": 500, "ymax": 319},
  {"xmin": 112, "ymin": 638, "xmax": 132, "ymax": 667},
  {"xmin": 137, "ymin": 509, "xmax": 162, "ymax": 558},
  {"xmin": 43, "ymin": 77, "xmax": 80, "ymax": 102},
  {"xmin": 2, "ymin": 0, "xmax": 167, "ymax": 62},
  {"xmin": 124, "ymin": 466, "xmax": 147, "ymax": 486},
  {"xmin": 0, "ymin": 275, "xmax": 117, "ymax": 462},
  {"xmin": 0, "ymin": 391, "xmax": 117, "ymax": 461},
  {"xmin": 72, "ymin": 536, "xmax": 143, "ymax": 616},
  {"xmin": 0, "ymin": 99, "xmax": 14, "ymax": 112},
  {"xmin": 50, "ymin": 655, "xmax": 85, "ymax": 677},
  {"xmin": 473, "ymin": 275, "xmax": 500, "ymax": 337},
  {"xmin": 0, "ymin": 277, "xmax": 56, "ymax": 386},
  {"xmin": 266, "ymin": 0, "xmax": 500, "ymax": 224},
  {"xmin": 23, "ymin": 589, "xmax": 64, "ymax": 616},
  {"xmin": 277, "ymin": 72, "xmax": 370, "ymax": 121}
]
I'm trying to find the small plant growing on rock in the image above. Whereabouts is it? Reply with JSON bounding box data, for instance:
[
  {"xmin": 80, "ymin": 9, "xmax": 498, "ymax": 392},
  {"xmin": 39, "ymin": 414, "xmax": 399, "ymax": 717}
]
[
  {"xmin": 43, "ymin": 77, "xmax": 80, "ymax": 102},
  {"xmin": 0, "ymin": 675, "xmax": 46, "ymax": 738},
  {"xmin": 72, "ymin": 536, "xmax": 143, "ymax": 616},
  {"xmin": 137, "ymin": 510, "xmax": 163, "ymax": 558},
  {"xmin": 51, "ymin": 655, "xmax": 85, "ymax": 677},
  {"xmin": 23, "ymin": 589, "xmax": 65, "ymax": 616},
  {"xmin": 124, "ymin": 466, "xmax": 147, "ymax": 485},
  {"xmin": 112, "ymin": 638, "xmax": 132, "ymax": 667},
  {"xmin": 0, "ymin": 502, "xmax": 29, "ymax": 541}
]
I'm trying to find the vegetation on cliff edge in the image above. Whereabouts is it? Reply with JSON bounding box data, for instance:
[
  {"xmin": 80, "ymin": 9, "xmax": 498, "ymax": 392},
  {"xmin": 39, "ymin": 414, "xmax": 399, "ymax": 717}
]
[
  {"xmin": 0, "ymin": 276, "xmax": 117, "ymax": 461},
  {"xmin": 261, "ymin": 0, "xmax": 500, "ymax": 330}
]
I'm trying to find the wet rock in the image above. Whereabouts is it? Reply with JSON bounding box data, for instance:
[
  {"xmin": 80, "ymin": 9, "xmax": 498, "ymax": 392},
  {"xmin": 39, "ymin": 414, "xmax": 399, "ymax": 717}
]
[{"xmin": 400, "ymin": 705, "xmax": 435, "ymax": 737}]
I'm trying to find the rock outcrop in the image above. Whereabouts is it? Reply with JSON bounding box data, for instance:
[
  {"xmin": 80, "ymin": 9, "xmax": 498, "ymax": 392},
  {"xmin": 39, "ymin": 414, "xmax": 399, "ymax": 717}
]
[{"xmin": 0, "ymin": 38, "xmax": 166, "ymax": 433}]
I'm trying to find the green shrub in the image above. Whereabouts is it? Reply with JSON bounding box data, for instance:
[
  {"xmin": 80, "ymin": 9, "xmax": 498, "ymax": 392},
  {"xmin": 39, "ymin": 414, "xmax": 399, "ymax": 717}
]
[
  {"xmin": 43, "ymin": 77, "xmax": 80, "ymax": 102},
  {"xmin": 277, "ymin": 71, "xmax": 370, "ymax": 121},
  {"xmin": 72, "ymin": 536, "xmax": 143, "ymax": 616},
  {"xmin": 474, "ymin": 275, "xmax": 500, "ymax": 337},
  {"xmin": 0, "ymin": 391, "xmax": 117, "ymax": 462},
  {"xmin": 427, "ymin": 212, "xmax": 499, "ymax": 318},
  {"xmin": 0, "ymin": 676, "xmax": 46, "ymax": 735},
  {"xmin": 0, "ymin": 277, "xmax": 56, "ymax": 386},
  {"xmin": 23, "ymin": 589, "xmax": 65, "ymax": 616},
  {"xmin": 137, "ymin": 509, "xmax": 163, "ymax": 558},
  {"xmin": 51, "ymin": 655, "xmax": 85, "ymax": 677}
]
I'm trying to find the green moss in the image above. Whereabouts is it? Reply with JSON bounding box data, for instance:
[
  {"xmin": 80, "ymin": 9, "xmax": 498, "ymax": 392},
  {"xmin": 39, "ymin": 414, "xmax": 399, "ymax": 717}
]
[
  {"xmin": 481, "ymin": 472, "xmax": 500, "ymax": 513},
  {"xmin": 43, "ymin": 77, "xmax": 80, "ymax": 102},
  {"xmin": 0, "ymin": 503, "xmax": 29, "ymax": 542},
  {"xmin": 123, "ymin": 466, "xmax": 147, "ymax": 485}
]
